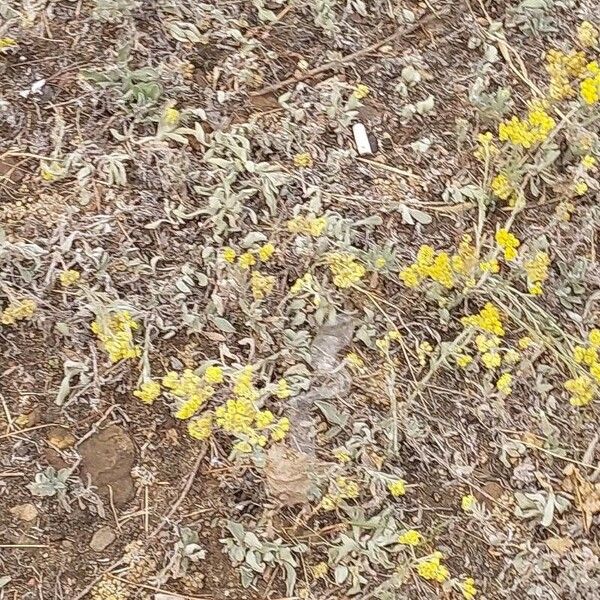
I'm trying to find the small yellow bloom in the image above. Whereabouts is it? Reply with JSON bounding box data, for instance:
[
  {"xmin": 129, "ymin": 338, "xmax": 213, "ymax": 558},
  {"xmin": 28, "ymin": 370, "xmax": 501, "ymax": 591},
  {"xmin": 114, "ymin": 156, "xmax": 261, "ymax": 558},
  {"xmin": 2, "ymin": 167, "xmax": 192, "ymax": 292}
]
[
  {"xmin": 346, "ymin": 352, "xmax": 365, "ymax": 369},
  {"xmin": 495, "ymin": 228, "xmax": 520, "ymax": 262},
  {"xmin": 238, "ymin": 252, "xmax": 256, "ymax": 269},
  {"xmin": 518, "ymin": 336, "xmax": 533, "ymax": 350},
  {"xmin": 416, "ymin": 552, "xmax": 449, "ymax": 583},
  {"xmin": 588, "ymin": 329, "xmax": 600, "ymax": 347},
  {"xmin": 293, "ymin": 152, "xmax": 313, "ymax": 168},
  {"xmin": 271, "ymin": 416, "xmax": 290, "ymax": 441},
  {"xmin": 461, "ymin": 494, "xmax": 477, "ymax": 511},
  {"xmin": 582, "ymin": 154, "xmax": 597, "ymax": 170},
  {"xmin": 188, "ymin": 413, "xmax": 212, "ymax": 440},
  {"xmin": 163, "ymin": 107, "xmax": 180, "ymax": 126},
  {"xmin": 496, "ymin": 372, "xmax": 513, "ymax": 395},
  {"xmin": 327, "ymin": 252, "xmax": 366, "ymax": 288},
  {"xmin": 387, "ymin": 479, "xmax": 406, "ymax": 498},
  {"xmin": 312, "ymin": 562, "xmax": 329, "ymax": 579},
  {"xmin": 133, "ymin": 380, "xmax": 161, "ymax": 404},
  {"xmin": 353, "ymin": 83, "xmax": 370, "ymax": 99},
  {"xmin": 482, "ymin": 351, "xmax": 502, "ymax": 369},
  {"xmin": 578, "ymin": 21, "xmax": 599, "ymax": 48},
  {"xmin": 462, "ymin": 303, "xmax": 505, "ymax": 336},
  {"xmin": 255, "ymin": 409, "xmax": 275, "ymax": 429},
  {"xmin": 59, "ymin": 269, "xmax": 81, "ymax": 287},
  {"xmin": 374, "ymin": 257, "xmax": 387, "ymax": 269},
  {"xmin": 461, "ymin": 577, "xmax": 478, "ymax": 600},
  {"xmin": 204, "ymin": 365, "xmax": 224, "ymax": 384},
  {"xmin": 574, "ymin": 180, "xmax": 589, "ymax": 196},
  {"xmin": 275, "ymin": 378, "xmax": 292, "ymax": 399},
  {"xmin": 222, "ymin": 247, "xmax": 237, "ymax": 263},
  {"xmin": 479, "ymin": 259, "xmax": 500, "ymax": 274},
  {"xmin": 258, "ymin": 243, "xmax": 276, "ymax": 262},
  {"xmin": 0, "ymin": 37, "xmax": 17, "ymax": 50},
  {"xmin": 398, "ymin": 529, "xmax": 422, "ymax": 546},
  {"xmin": 456, "ymin": 354, "xmax": 473, "ymax": 368},
  {"xmin": 334, "ymin": 449, "xmax": 352, "ymax": 463},
  {"xmin": 251, "ymin": 271, "xmax": 275, "ymax": 300}
]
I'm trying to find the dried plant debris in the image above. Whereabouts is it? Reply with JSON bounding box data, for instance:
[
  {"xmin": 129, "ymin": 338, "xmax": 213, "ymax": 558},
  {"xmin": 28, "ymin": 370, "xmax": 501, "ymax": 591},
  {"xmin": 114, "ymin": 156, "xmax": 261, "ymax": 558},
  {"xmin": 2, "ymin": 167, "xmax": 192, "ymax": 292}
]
[{"xmin": 1, "ymin": 1, "xmax": 600, "ymax": 599}]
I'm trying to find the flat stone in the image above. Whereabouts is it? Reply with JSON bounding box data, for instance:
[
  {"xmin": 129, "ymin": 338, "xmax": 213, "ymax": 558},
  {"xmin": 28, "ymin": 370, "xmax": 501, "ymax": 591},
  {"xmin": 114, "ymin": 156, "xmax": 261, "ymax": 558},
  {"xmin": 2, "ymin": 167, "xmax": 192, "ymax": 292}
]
[
  {"xmin": 10, "ymin": 503, "xmax": 38, "ymax": 522},
  {"xmin": 89, "ymin": 526, "xmax": 116, "ymax": 552},
  {"xmin": 79, "ymin": 425, "xmax": 135, "ymax": 506}
]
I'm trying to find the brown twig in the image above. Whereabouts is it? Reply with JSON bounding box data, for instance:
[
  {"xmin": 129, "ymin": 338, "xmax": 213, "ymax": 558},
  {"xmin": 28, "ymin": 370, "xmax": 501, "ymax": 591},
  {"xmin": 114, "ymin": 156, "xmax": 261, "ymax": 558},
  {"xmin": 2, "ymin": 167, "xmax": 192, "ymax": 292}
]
[{"xmin": 249, "ymin": 8, "xmax": 449, "ymax": 97}]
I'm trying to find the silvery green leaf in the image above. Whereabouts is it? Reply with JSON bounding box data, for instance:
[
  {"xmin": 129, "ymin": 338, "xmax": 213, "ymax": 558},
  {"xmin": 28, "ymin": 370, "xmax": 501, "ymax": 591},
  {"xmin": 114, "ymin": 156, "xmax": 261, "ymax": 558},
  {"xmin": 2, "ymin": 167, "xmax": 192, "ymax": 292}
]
[
  {"xmin": 0, "ymin": 576, "xmax": 11, "ymax": 589},
  {"xmin": 244, "ymin": 531, "xmax": 261, "ymax": 549},
  {"xmin": 245, "ymin": 550, "xmax": 265, "ymax": 573},
  {"xmin": 240, "ymin": 567, "xmax": 254, "ymax": 588},
  {"xmin": 315, "ymin": 400, "xmax": 349, "ymax": 427},
  {"xmin": 227, "ymin": 521, "xmax": 245, "ymax": 543},
  {"xmin": 284, "ymin": 562, "xmax": 297, "ymax": 595},
  {"xmin": 334, "ymin": 565, "xmax": 349, "ymax": 584},
  {"xmin": 211, "ymin": 316, "xmax": 236, "ymax": 333}
]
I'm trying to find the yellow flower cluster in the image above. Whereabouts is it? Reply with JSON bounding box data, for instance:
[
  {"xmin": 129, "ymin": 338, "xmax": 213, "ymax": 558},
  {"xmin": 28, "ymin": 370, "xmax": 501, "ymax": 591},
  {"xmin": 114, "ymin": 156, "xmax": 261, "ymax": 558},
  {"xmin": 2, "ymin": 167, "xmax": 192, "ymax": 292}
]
[
  {"xmin": 582, "ymin": 154, "xmax": 597, "ymax": 169},
  {"xmin": 163, "ymin": 369, "xmax": 216, "ymax": 419},
  {"xmin": 461, "ymin": 577, "xmax": 478, "ymax": 600},
  {"xmin": 546, "ymin": 49, "xmax": 588, "ymax": 99},
  {"xmin": 327, "ymin": 252, "xmax": 366, "ymax": 288},
  {"xmin": 496, "ymin": 372, "xmax": 513, "ymax": 395},
  {"xmin": 290, "ymin": 272, "xmax": 314, "ymax": 295},
  {"xmin": 59, "ymin": 269, "xmax": 81, "ymax": 287},
  {"xmin": 401, "ymin": 238, "xmax": 478, "ymax": 290},
  {"xmin": 204, "ymin": 365, "xmax": 224, "ymax": 384},
  {"xmin": 188, "ymin": 413, "xmax": 213, "ymax": 440},
  {"xmin": 1, "ymin": 298, "xmax": 37, "ymax": 325},
  {"xmin": 287, "ymin": 215, "xmax": 328, "ymax": 237},
  {"xmin": 251, "ymin": 271, "xmax": 275, "ymax": 300},
  {"xmin": 275, "ymin": 378, "xmax": 292, "ymax": 399},
  {"xmin": 312, "ymin": 562, "xmax": 329, "ymax": 579},
  {"xmin": 580, "ymin": 61, "xmax": 600, "ymax": 104},
  {"xmin": 498, "ymin": 105, "xmax": 556, "ymax": 148},
  {"xmin": 91, "ymin": 311, "xmax": 141, "ymax": 362},
  {"xmin": 214, "ymin": 367, "xmax": 290, "ymax": 449},
  {"xmin": 0, "ymin": 37, "xmax": 17, "ymax": 50},
  {"xmin": 321, "ymin": 476, "xmax": 361, "ymax": 510},
  {"xmin": 564, "ymin": 376, "xmax": 595, "ymax": 407},
  {"xmin": 417, "ymin": 341, "xmax": 434, "ymax": 366},
  {"xmin": 491, "ymin": 172, "xmax": 515, "ymax": 204},
  {"xmin": 91, "ymin": 576, "xmax": 130, "ymax": 600},
  {"xmin": 346, "ymin": 352, "xmax": 365, "ymax": 369},
  {"xmin": 462, "ymin": 302, "xmax": 505, "ymax": 336},
  {"xmin": 398, "ymin": 529, "xmax": 422, "ymax": 546},
  {"xmin": 566, "ymin": 329, "xmax": 600, "ymax": 406},
  {"xmin": 525, "ymin": 251, "xmax": 550, "ymax": 295},
  {"xmin": 225, "ymin": 243, "xmax": 276, "ymax": 269},
  {"xmin": 387, "ymin": 479, "xmax": 406, "ymax": 497},
  {"xmin": 495, "ymin": 228, "xmax": 520, "ymax": 261},
  {"xmin": 461, "ymin": 494, "xmax": 477, "ymax": 511},
  {"xmin": 133, "ymin": 381, "xmax": 161, "ymax": 404},
  {"xmin": 473, "ymin": 131, "xmax": 498, "ymax": 161},
  {"xmin": 416, "ymin": 552, "xmax": 449, "ymax": 583},
  {"xmin": 575, "ymin": 180, "xmax": 589, "ymax": 195},
  {"xmin": 163, "ymin": 107, "xmax": 180, "ymax": 126},
  {"xmin": 353, "ymin": 83, "xmax": 370, "ymax": 99},
  {"xmin": 293, "ymin": 152, "xmax": 314, "ymax": 168},
  {"xmin": 578, "ymin": 21, "xmax": 599, "ymax": 48}
]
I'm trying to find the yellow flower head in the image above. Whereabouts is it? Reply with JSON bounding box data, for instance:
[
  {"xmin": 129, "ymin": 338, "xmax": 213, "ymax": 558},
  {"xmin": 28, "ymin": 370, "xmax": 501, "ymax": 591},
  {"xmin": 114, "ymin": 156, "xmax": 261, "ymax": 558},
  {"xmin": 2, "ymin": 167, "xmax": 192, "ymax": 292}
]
[
  {"xmin": 574, "ymin": 180, "xmax": 589, "ymax": 196},
  {"xmin": 275, "ymin": 378, "xmax": 292, "ymax": 399},
  {"xmin": 255, "ymin": 409, "xmax": 275, "ymax": 429},
  {"xmin": 461, "ymin": 577, "xmax": 478, "ymax": 600},
  {"xmin": 59, "ymin": 269, "xmax": 81, "ymax": 287},
  {"xmin": 456, "ymin": 354, "xmax": 473, "ymax": 368},
  {"xmin": 258, "ymin": 243, "xmax": 276, "ymax": 262},
  {"xmin": 1, "ymin": 298, "xmax": 37, "ymax": 325},
  {"xmin": 346, "ymin": 352, "xmax": 365, "ymax": 369},
  {"xmin": 293, "ymin": 152, "xmax": 313, "ymax": 168},
  {"xmin": 565, "ymin": 376, "xmax": 595, "ymax": 407},
  {"xmin": 461, "ymin": 494, "xmax": 477, "ymax": 511},
  {"xmin": 163, "ymin": 107, "xmax": 180, "ymax": 126},
  {"xmin": 495, "ymin": 228, "xmax": 520, "ymax": 261},
  {"xmin": 271, "ymin": 416, "xmax": 290, "ymax": 441},
  {"xmin": 482, "ymin": 351, "xmax": 502, "ymax": 369},
  {"xmin": 353, "ymin": 83, "xmax": 370, "ymax": 99},
  {"xmin": 327, "ymin": 253, "xmax": 366, "ymax": 288},
  {"xmin": 462, "ymin": 302, "xmax": 505, "ymax": 336},
  {"xmin": 398, "ymin": 529, "xmax": 422, "ymax": 546},
  {"xmin": 588, "ymin": 329, "xmax": 600, "ymax": 348},
  {"xmin": 188, "ymin": 413, "xmax": 212, "ymax": 440},
  {"xmin": 387, "ymin": 479, "xmax": 406, "ymax": 498},
  {"xmin": 416, "ymin": 552, "xmax": 449, "ymax": 583},
  {"xmin": 496, "ymin": 372, "xmax": 513, "ymax": 395},
  {"xmin": 222, "ymin": 247, "xmax": 237, "ymax": 263},
  {"xmin": 238, "ymin": 252, "xmax": 256, "ymax": 269},
  {"xmin": 204, "ymin": 365, "xmax": 224, "ymax": 384},
  {"xmin": 578, "ymin": 21, "xmax": 599, "ymax": 48},
  {"xmin": 251, "ymin": 270, "xmax": 275, "ymax": 300},
  {"xmin": 91, "ymin": 311, "xmax": 141, "ymax": 362},
  {"xmin": 581, "ymin": 154, "xmax": 597, "ymax": 170},
  {"xmin": 287, "ymin": 215, "xmax": 327, "ymax": 237},
  {"xmin": 133, "ymin": 380, "xmax": 161, "ymax": 404}
]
